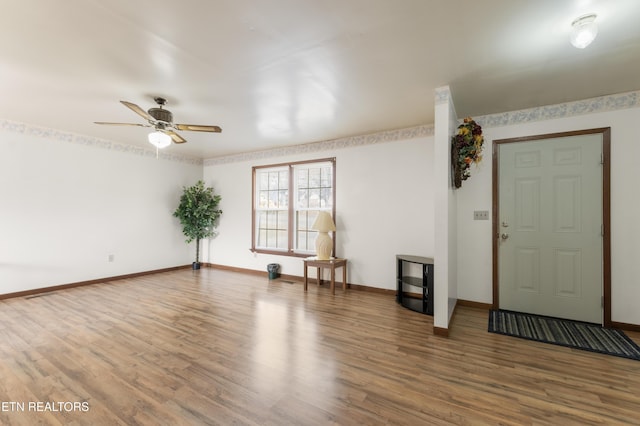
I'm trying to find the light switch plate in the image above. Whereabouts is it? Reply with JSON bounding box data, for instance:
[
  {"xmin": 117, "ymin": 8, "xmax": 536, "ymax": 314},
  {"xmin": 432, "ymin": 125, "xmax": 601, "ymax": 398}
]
[{"xmin": 474, "ymin": 210, "xmax": 489, "ymax": 220}]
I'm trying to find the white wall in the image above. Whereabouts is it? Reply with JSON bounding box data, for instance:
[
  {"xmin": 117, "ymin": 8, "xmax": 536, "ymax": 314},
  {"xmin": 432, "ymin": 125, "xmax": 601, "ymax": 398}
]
[
  {"xmin": 0, "ymin": 126, "xmax": 203, "ymax": 294},
  {"xmin": 203, "ymin": 134, "xmax": 434, "ymax": 290},
  {"xmin": 433, "ymin": 86, "xmax": 460, "ymax": 330},
  {"xmin": 456, "ymin": 101, "xmax": 640, "ymax": 325}
]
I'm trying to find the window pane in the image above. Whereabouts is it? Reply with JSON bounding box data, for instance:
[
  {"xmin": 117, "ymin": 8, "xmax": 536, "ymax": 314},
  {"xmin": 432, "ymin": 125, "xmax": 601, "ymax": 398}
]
[
  {"xmin": 277, "ymin": 230, "xmax": 288, "ymax": 249},
  {"xmin": 259, "ymin": 173, "xmax": 268, "ymax": 190},
  {"xmin": 278, "ymin": 190, "xmax": 288, "ymax": 208},
  {"xmin": 263, "ymin": 211, "xmax": 271, "ymax": 229},
  {"xmin": 277, "ymin": 211, "xmax": 288, "ymax": 229},
  {"xmin": 296, "ymin": 230, "xmax": 317, "ymax": 252},
  {"xmin": 298, "ymin": 169, "xmax": 308, "ymax": 188},
  {"xmin": 297, "ymin": 189, "xmax": 309, "ymax": 209},
  {"xmin": 258, "ymin": 190, "xmax": 268, "ymax": 208},
  {"xmin": 321, "ymin": 166, "xmax": 331, "ymax": 187},
  {"xmin": 297, "ymin": 231, "xmax": 307, "ymax": 251},
  {"xmin": 308, "ymin": 210, "xmax": 318, "ymax": 227},
  {"xmin": 297, "ymin": 211, "xmax": 308, "ymax": 231},
  {"xmin": 273, "ymin": 191, "xmax": 278, "ymax": 208},
  {"xmin": 279, "ymin": 170, "xmax": 288, "ymax": 189},
  {"xmin": 268, "ymin": 172, "xmax": 278, "ymax": 190},
  {"xmin": 320, "ymin": 188, "xmax": 333, "ymax": 208},
  {"xmin": 309, "ymin": 189, "xmax": 320, "ymax": 208},
  {"xmin": 256, "ymin": 212, "xmax": 265, "ymax": 246},
  {"xmin": 266, "ymin": 230, "xmax": 276, "ymax": 247},
  {"xmin": 256, "ymin": 209, "xmax": 288, "ymax": 250},
  {"xmin": 309, "ymin": 168, "xmax": 321, "ymax": 188},
  {"xmin": 257, "ymin": 211, "xmax": 267, "ymax": 227}
]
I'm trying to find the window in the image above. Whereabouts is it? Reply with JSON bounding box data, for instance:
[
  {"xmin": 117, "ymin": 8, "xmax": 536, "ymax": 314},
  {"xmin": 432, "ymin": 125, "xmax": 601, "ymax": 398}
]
[{"xmin": 252, "ymin": 158, "xmax": 335, "ymax": 256}]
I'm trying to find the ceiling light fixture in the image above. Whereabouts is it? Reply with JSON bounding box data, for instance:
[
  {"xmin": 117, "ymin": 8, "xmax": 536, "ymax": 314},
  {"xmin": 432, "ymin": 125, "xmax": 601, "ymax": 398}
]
[
  {"xmin": 570, "ymin": 14, "xmax": 598, "ymax": 49},
  {"xmin": 148, "ymin": 130, "xmax": 171, "ymax": 149}
]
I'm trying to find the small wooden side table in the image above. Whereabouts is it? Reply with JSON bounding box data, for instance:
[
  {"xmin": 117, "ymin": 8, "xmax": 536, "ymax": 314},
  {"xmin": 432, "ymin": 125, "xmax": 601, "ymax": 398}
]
[{"xmin": 303, "ymin": 257, "xmax": 348, "ymax": 295}]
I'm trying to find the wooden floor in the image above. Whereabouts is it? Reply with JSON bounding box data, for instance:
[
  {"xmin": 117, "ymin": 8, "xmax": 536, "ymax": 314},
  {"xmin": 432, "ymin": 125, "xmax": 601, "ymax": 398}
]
[{"xmin": 0, "ymin": 268, "xmax": 639, "ymax": 425}]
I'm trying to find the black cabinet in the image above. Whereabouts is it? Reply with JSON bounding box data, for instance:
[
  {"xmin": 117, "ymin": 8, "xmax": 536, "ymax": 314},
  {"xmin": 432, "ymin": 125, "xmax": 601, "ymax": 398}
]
[{"xmin": 396, "ymin": 255, "xmax": 434, "ymax": 316}]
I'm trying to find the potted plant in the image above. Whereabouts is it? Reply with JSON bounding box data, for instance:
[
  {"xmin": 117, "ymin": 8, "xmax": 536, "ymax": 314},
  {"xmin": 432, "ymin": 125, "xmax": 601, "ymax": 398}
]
[{"xmin": 173, "ymin": 180, "xmax": 222, "ymax": 270}]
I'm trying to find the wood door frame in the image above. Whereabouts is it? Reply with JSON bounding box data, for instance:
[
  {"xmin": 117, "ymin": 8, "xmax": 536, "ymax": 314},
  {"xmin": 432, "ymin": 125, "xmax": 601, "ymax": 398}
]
[{"xmin": 492, "ymin": 128, "xmax": 611, "ymax": 326}]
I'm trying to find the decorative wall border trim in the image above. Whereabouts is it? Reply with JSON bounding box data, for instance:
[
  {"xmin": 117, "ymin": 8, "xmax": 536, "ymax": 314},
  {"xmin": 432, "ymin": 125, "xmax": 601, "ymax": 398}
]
[
  {"xmin": 204, "ymin": 124, "xmax": 434, "ymax": 166},
  {"xmin": 0, "ymin": 119, "xmax": 203, "ymax": 165},
  {"xmin": 476, "ymin": 90, "xmax": 640, "ymax": 128},
  {"xmin": 5, "ymin": 89, "xmax": 639, "ymax": 166}
]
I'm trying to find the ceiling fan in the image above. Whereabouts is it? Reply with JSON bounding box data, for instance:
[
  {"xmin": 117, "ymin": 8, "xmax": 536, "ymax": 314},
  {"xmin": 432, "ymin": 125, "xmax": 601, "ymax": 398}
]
[{"xmin": 95, "ymin": 97, "xmax": 222, "ymax": 147}]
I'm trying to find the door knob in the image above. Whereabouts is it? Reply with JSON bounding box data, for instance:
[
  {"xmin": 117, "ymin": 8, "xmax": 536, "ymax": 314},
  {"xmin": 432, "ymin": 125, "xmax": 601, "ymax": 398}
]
[{"xmin": 501, "ymin": 233, "xmax": 509, "ymax": 240}]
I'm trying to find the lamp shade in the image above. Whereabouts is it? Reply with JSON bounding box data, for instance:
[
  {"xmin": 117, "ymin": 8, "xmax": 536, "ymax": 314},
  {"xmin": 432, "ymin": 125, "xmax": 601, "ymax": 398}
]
[
  {"xmin": 148, "ymin": 131, "xmax": 172, "ymax": 148},
  {"xmin": 311, "ymin": 211, "xmax": 336, "ymax": 232},
  {"xmin": 570, "ymin": 14, "xmax": 598, "ymax": 49}
]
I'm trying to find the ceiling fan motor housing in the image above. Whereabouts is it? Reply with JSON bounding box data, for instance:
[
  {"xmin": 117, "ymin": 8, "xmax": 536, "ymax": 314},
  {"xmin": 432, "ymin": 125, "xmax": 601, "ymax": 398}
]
[{"xmin": 148, "ymin": 107, "xmax": 173, "ymax": 123}]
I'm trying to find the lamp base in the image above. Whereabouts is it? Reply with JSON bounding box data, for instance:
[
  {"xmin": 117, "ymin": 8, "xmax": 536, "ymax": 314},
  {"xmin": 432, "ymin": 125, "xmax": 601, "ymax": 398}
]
[{"xmin": 315, "ymin": 232, "xmax": 333, "ymax": 260}]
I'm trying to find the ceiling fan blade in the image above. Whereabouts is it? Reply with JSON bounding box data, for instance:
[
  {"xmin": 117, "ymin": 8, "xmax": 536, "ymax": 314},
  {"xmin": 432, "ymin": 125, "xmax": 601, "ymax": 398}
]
[
  {"xmin": 175, "ymin": 124, "xmax": 222, "ymax": 133},
  {"xmin": 94, "ymin": 121, "xmax": 149, "ymax": 127},
  {"xmin": 120, "ymin": 101, "xmax": 153, "ymax": 121},
  {"xmin": 167, "ymin": 130, "xmax": 187, "ymax": 144}
]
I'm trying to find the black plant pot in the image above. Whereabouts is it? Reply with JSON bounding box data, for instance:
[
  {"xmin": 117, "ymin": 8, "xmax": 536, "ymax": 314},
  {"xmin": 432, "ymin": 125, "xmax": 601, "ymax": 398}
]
[{"xmin": 192, "ymin": 262, "xmax": 201, "ymax": 270}]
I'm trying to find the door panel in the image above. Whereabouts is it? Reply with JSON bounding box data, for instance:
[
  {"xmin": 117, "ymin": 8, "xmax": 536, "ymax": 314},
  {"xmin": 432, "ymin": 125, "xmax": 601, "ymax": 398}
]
[
  {"xmin": 554, "ymin": 176, "xmax": 581, "ymax": 233},
  {"xmin": 514, "ymin": 247, "xmax": 540, "ymax": 292},
  {"xmin": 515, "ymin": 177, "xmax": 540, "ymax": 231},
  {"xmin": 554, "ymin": 248, "xmax": 582, "ymax": 297},
  {"xmin": 498, "ymin": 134, "xmax": 603, "ymax": 323}
]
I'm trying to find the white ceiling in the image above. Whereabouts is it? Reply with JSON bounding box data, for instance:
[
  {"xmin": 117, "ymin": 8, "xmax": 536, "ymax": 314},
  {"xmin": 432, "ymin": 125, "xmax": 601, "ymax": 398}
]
[{"xmin": 1, "ymin": 0, "xmax": 639, "ymax": 159}]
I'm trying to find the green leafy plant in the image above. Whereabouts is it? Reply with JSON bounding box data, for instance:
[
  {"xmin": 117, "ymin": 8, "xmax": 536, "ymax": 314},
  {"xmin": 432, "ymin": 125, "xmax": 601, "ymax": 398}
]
[{"xmin": 173, "ymin": 180, "xmax": 222, "ymax": 265}]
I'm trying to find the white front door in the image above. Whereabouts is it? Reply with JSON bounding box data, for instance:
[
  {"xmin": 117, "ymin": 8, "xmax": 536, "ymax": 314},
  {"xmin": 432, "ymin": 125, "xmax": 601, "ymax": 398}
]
[{"xmin": 497, "ymin": 133, "xmax": 603, "ymax": 323}]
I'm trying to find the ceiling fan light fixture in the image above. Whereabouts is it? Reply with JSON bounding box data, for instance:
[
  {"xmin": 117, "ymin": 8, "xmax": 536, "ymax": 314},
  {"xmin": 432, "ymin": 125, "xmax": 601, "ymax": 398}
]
[
  {"xmin": 570, "ymin": 14, "xmax": 598, "ymax": 49},
  {"xmin": 148, "ymin": 130, "xmax": 171, "ymax": 148}
]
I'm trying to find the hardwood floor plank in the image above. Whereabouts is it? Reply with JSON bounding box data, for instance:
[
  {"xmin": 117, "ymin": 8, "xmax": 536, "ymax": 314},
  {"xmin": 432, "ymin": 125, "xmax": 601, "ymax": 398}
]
[{"xmin": 0, "ymin": 268, "xmax": 639, "ymax": 425}]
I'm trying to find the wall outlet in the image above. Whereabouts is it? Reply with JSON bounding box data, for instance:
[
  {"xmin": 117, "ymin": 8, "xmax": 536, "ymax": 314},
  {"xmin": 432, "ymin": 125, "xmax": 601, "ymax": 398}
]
[
  {"xmin": 108, "ymin": 254, "xmax": 115, "ymax": 262},
  {"xmin": 473, "ymin": 210, "xmax": 489, "ymax": 220}
]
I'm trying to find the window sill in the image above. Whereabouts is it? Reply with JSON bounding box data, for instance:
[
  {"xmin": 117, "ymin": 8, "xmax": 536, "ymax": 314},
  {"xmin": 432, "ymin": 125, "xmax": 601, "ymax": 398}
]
[{"xmin": 250, "ymin": 248, "xmax": 315, "ymax": 258}]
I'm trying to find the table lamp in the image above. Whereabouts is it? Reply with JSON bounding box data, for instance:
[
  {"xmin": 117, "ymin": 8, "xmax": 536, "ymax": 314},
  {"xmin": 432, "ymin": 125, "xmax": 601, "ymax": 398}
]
[{"xmin": 311, "ymin": 211, "xmax": 336, "ymax": 260}]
